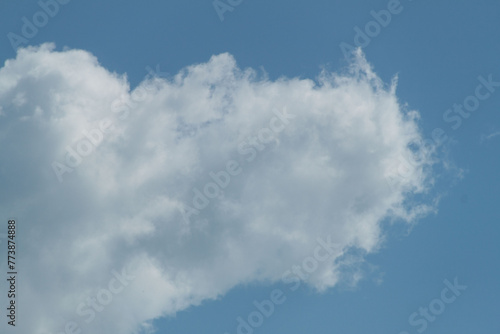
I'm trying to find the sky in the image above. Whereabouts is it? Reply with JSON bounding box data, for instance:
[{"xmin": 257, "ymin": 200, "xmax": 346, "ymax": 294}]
[{"xmin": 0, "ymin": 0, "xmax": 499, "ymax": 334}]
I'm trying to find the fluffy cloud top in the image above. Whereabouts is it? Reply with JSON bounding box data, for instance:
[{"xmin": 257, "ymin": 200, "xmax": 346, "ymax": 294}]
[{"xmin": 0, "ymin": 44, "xmax": 435, "ymax": 334}]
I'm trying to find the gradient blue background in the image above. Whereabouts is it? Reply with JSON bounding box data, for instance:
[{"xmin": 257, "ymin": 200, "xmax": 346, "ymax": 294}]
[{"xmin": 1, "ymin": 0, "xmax": 498, "ymax": 333}]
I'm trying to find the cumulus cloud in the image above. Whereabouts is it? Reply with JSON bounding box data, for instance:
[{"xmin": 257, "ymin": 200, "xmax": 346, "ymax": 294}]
[{"xmin": 0, "ymin": 44, "xmax": 436, "ymax": 334}]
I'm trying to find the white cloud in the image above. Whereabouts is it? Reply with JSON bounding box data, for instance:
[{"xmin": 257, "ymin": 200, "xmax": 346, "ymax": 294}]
[
  {"xmin": 0, "ymin": 44, "xmax": 436, "ymax": 334},
  {"xmin": 480, "ymin": 130, "xmax": 500, "ymax": 142}
]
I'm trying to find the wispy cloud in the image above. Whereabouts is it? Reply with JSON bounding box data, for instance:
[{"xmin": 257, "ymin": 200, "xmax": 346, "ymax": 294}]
[{"xmin": 480, "ymin": 130, "xmax": 500, "ymax": 142}]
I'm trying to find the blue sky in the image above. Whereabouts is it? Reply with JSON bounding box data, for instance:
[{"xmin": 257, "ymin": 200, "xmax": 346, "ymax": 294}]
[{"xmin": 0, "ymin": 0, "xmax": 499, "ymax": 334}]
